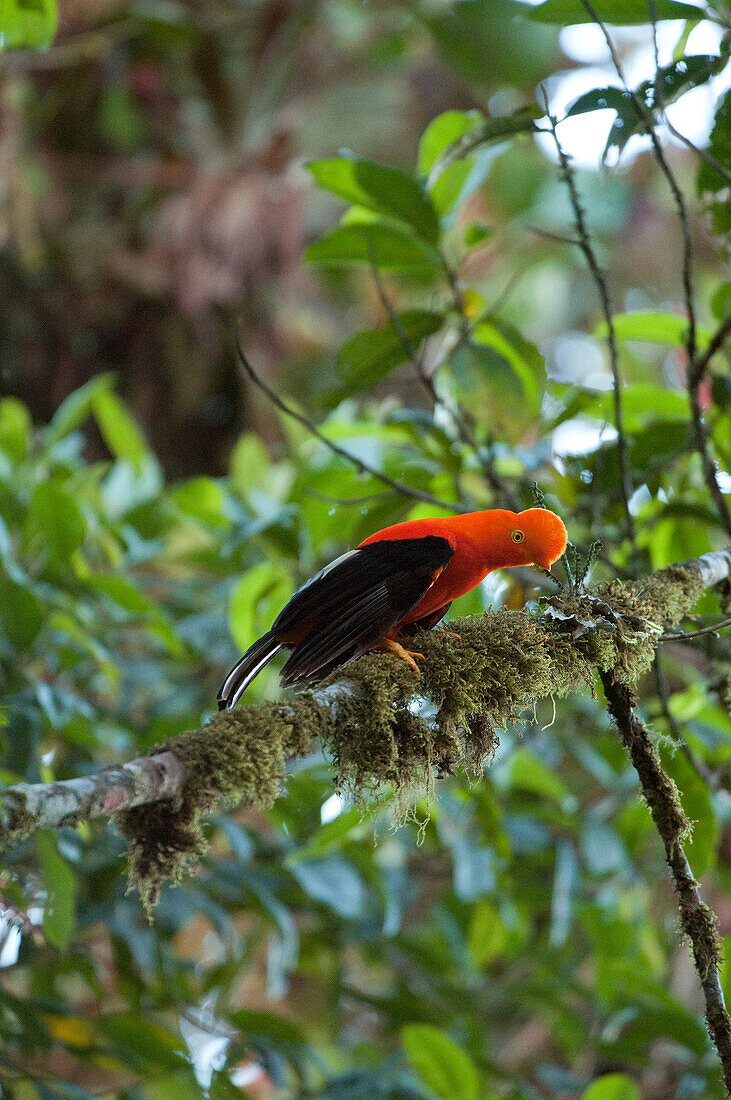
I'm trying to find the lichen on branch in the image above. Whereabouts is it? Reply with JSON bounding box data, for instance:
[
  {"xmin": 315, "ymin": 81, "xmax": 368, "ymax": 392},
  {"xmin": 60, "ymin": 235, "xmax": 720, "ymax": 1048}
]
[
  {"xmin": 0, "ymin": 552, "xmax": 725, "ymax": 913},
  {"xmin": 113, "ymin": 555, "xmax": 714, "ymax": 908}
]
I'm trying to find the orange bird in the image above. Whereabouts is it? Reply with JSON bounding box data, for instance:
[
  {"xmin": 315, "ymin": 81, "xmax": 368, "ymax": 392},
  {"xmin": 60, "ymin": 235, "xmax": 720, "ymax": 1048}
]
[{"xmin": 218, "ymin": 508, "xmax": 567, "ymax": 708}]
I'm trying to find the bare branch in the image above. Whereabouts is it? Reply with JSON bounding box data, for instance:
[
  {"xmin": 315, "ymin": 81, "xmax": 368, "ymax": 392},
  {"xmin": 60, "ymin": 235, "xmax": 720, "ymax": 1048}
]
[
  {"xmin": 690, "ymin": 315, "xmax": 731, "ymax": 387},
  {"xmin": 0, "ymin": 751, "xmax": 186, "ymax": 837},
  {"xmin": 235, "ymin": 336, "xmax": 462, "ymax": 513},
  {"xmin": 660, "ymin": 615, "xmax": 731, "ymax": 641},
  {"xmin": 367, "ymin": 257, "xmax": 523, "ymax": 510}
]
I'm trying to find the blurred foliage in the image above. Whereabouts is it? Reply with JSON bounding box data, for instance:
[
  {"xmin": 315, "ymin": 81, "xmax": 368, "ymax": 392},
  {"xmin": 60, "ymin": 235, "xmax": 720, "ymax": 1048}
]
[{"xmin": 1, "ymin": 0, "xmax": 731, "ymax": 1098}]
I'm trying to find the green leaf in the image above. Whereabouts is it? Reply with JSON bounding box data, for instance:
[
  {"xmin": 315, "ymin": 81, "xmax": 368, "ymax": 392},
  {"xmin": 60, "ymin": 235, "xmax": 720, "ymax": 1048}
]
[
  {"xmin": 229, "ymin": 561, "xmax": 293, "ymax": 653},
  {"xmin": 289, "ymin": 807, "xmax": 364, "ymax": 862},
  {"xmin": 418, "ymin": 109, "xmax": 485, "ymax": 176},
  {"xmin": 568, "ymin": 87, "xmax": 637, "ymax": 120},
  {"xmin": 567, "ymin": 86, "xmax": 645, "ymax": 159},
  {"xmin": 0, "ymin": 398, "xmax": 31, "ymax": 463},
  {"xmin": 37, "ymin": 831, "xmax": 77, "ymax": 951},
  {"xmin": 526, "ymin": 0, "xmax": 703, "ymax": 24},
  {"xmin": 506, "ymin": 748, "xmax": 575, "ymax": 810},
  {"xmin": 464, "ymin": 223, "xmax": 492, "ymax": 248},
  {"xmin": 401, "ymin": 1024, "xmax": 482, "ymax": 1100},
  {"xmin": 327, "ymin": 309, "xmax": 443, "ymax": 407},
  {"xmin": 581, "ymin": 1074, "xmax": 641, "ymax": 1100},
  {"xmin": 45, "ymin": 373, "xmax": 115, "ymax": 448},
  {"xmin": 289, "ymin": 856, "xmax": 365, "ymax": 918},
  {"xmin": 421, "ymin": 107, "xmax": 540, "ymax": 214},
  {"xmin": 418, "ymin": 109, "xmax": 486, "ymax": 217},
  {"xmin": 25, "ymin": 481, "xmax": 87, "ymax": 567},
  {"xmin": 0, "ymin": 572, "xmax": 44, "ymax": 647},
  {"xmin": 468, "ymin": 900, "xmax": 509, "ymax": 967},
  {"xmin": 92, "ymin": 389, "xmax": 149, "ymax": 471},
  {"xmin": 172, "ymin": 477, "xmax": 229, "ymax": 527},
  {"xmin": 86, "ymin": 574, "xmax": 184, "ymax": 657},
  {"xmin": 472, "ymin": 320, "xmax": 543, "ymax": 415},
  {"xmin": 230, "ymin": 433, "xmax": 271, "ymax": 497},
  {"xmin": 307, "ymin": 158, "xmax": 440, "ymax": 244},
  {"xmin": 0, "ymin": 0, "xmax": 58, "ymax": 50},
  {"xmin": 651, "ymin": 53, "xmax": 727, "ymax": 107},
  {"xmin": 304, "ymin": 222, "xmax": 439, "ymax": 270},
  {"xmin": 595, "ymin": 311, "xmax": 711, "ymax": 347},
  {"xmin": 428, "ymin": 108, "xmax": 541, "ymax": 178},
  {"xmin": 698, "ymin": 87, "xmax": 730, "ymax": 196}
]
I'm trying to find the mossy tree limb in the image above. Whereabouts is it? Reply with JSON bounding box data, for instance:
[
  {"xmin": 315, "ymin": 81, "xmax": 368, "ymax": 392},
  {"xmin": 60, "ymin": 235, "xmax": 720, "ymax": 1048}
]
[
  {"xmin": 0, "ymin": 548, "xmax": 728, "ymax": 906},
  {"xmin": 600, "ymin": 669, "xmax": 731, "ymax": 1094}
]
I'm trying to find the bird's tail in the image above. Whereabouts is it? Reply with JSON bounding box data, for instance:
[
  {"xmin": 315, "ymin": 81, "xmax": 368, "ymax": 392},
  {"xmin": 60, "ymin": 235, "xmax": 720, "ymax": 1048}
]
[{"xmin": 217, "ymin": 631, "xmax": 283, "ymax": 710}]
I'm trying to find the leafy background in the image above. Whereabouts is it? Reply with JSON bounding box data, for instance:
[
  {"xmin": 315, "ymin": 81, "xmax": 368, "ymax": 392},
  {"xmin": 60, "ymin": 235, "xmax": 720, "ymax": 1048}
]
[{"xmin": 0, "ymin": 0, "xmax": 730, "ymax": 1097}]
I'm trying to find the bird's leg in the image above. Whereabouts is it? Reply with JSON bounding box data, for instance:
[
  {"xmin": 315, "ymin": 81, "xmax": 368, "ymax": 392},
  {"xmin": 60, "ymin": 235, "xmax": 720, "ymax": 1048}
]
[{"xmin": 371, "ymin": 637, "xmax": 425, "ymax": 676}]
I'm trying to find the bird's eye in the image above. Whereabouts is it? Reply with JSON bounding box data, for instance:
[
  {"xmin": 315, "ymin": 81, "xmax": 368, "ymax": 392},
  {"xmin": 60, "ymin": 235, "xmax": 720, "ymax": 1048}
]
[{"xmin": 511, "ymin": 530, "xmax": 525, "ymax": 543}]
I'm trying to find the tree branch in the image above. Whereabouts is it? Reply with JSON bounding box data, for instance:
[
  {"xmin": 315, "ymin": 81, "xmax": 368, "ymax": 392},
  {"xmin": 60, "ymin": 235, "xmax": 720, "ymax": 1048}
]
[
  {"xmin": 367, "ymin": 257, "xmax": 523, "ymax": 511},
  {"xmin": 580, "ymin": 0, "xmax": 731, "ymax": 539},
  {"xmin": 601, "ymin": 669, "xmax": 731, "ymax": 1093},
  {"xmin": 0, "ymin": 750, "xmax": 187, "ymax": 836},
  {"xmin": 540, "ymin": 102, "xmax": 635, "ymax": 544},
  {"xmin": 235, "ymin": 336, "xmax": 462, "ymax": 513},
  {"xmin": 0, "ymin": 548, "xmax": 727, "ymax": 840}
]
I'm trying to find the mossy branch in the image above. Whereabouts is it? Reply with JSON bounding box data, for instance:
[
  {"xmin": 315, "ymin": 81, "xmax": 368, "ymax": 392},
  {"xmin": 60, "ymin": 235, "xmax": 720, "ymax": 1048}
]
[
  {"xmin": 601, "ymin": 669, "xmax": 731, "ymax": 1093},
  {"xmin": 4, "ymin": 549, "xmax": 731, "ymax": 1080},
  {"xmin": 0, "ymin": 549, "xmax": 724, "ymax": 879}
]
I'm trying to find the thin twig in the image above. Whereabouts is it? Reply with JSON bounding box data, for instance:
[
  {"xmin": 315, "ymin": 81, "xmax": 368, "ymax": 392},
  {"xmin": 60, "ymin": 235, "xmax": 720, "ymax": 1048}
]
[
  {"xmin": 601, "ymin": 669, "xmax": 731, "ymax": 1093},
  {"xmin": 540, "ymin": 99, "xmax": 635, "ymax": 543},
  {"xmin": 659, "ymin": 615, "xmax": 731, "ymax": 642},
  {"xmin": 368, "ymin": 255, "xmax": 439, "ymax": 407},
  {"xmin": 690, "ymin": 315, "xmax": 731, "ymax": 387},
  {"xmin": 647, "ymin": 3, "xmax": 729, "ymax": 545},
  {"xmin": 645, "ymin": 0, "xmax": 697, "ymax": 363},
  {"xmin": 0, "ymin": 893, "xmax": 43, "ymax": 945},
  {"xmin": 582, "ymin": 0, "xmax": 731, "ymax": 538},
  {"xmin": 664, "ymin": 117, "xmax": 731, "ymax": 190},
  {"xmin": 527, "ymin": 224, "xmax": 584, "ymax": 248},
  {"xmin": 367, "ymin": 257, "xmax": 523, "ymax": 510},
  {"xmin": 653, "ymin": 655, "xmax": 717, "ymax": 788},
  {"xmin": 235, "ymin": 335, "xmax": 462, "ymax": 513}
]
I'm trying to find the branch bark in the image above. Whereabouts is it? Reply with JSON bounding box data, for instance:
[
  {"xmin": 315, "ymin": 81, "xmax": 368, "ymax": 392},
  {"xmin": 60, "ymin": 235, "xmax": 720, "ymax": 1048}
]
[
  {"xmin": 601, "ymin": 669, "xmax": 731, "ymax": 1093},
  {"xmin": 1, "ymin": 550, "xmax": 729, "ymax": 845}
]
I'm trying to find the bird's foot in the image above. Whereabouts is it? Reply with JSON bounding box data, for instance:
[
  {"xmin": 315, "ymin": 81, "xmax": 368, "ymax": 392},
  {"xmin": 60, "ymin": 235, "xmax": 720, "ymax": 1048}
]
[{"xmin": 372, "ymin": 638, "xmax": 425, "ymax": 677}]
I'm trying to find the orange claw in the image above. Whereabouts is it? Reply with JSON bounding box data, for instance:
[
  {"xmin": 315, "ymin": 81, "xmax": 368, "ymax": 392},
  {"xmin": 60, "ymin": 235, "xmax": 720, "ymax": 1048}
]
[{"xmin": 372, "ymin": 637, "xmax": 426, "ymax": 676}]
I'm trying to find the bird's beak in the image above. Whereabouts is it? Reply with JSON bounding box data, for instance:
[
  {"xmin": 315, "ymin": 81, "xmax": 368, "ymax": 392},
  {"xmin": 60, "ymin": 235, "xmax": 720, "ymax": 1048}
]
[{"xmin": 534, "ymin": 556, "xmax": 556, "ymax": 573}]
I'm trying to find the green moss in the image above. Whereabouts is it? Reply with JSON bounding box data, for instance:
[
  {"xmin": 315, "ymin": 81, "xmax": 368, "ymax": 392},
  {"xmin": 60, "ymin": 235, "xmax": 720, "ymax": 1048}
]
[
  {"xmin": 0, "ymin": 796, "xmax": 37, "ymax": 851},
  {"xmin": 118, "ymin": 698, "xmax": 328, "ymax": 912},
  {"xmin": 116, "ymin": 557, "xmax": 713, "ymax": 907}
]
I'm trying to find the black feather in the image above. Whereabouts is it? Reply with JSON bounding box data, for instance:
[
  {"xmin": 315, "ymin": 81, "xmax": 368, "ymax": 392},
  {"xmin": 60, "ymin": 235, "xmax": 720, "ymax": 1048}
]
[
  {"xmin": 277, "ymin": 536, "xmax": 453, "ymax": 690},
  {"xmin": 217, "ymin": 535, "xmax": 454, "ymax": 702},
  {"xmin": 217, "ymin": 631, "xmax": 282, "ymax": 710}
]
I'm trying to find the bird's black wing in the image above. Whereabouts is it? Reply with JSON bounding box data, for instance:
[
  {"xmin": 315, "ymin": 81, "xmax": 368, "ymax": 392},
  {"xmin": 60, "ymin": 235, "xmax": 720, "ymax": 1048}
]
[{"xmin": 272, "ymin": 535, "xmax": 453, "ymax": 690}]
